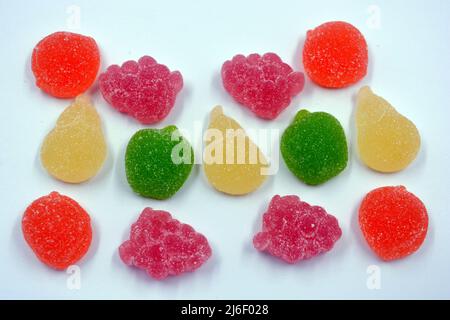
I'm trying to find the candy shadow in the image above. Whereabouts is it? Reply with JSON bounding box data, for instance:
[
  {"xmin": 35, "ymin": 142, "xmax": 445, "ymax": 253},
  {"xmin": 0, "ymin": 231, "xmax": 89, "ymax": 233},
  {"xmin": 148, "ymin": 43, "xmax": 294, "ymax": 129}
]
[
  {"xmin": 24, "ymin": 53, "xmax": 37, "ymax": 93},
  {"xmin": 350, "ymin": 194, "xmax": 377, "ymax": 260},
  {"xmin": 114, "ymin": 140, "xmax": 136, "ymax": 196},
  {"xmin": 161, "ymin": 83, "xmax": 192, "ymax": 127},
  {"xmin": 80, "ymin": 216, "xmax": 101, "ymax": 268},
  {"xmin": 211, "ymin": 72, "xmax": 235, "ymax": 109},
  {"xmin": 292, "ymin": 36, "xmax": 314, "ymax": 101}
]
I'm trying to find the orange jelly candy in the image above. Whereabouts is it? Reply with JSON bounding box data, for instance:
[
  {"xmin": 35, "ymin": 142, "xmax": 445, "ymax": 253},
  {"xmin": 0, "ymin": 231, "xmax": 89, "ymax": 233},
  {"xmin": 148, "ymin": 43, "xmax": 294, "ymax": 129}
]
[
  {"xmin": 22, "ymin": 192, "xmax": 92, "ymax": 269},
  {"xmin": 359, "ymin": 186, "xmax": 428, "ymax": 261},
  {"xmin": 31, "ymin": 32, "xmax": 100, "ymax": 98},
  {"xmin": 303, "ymin": 21, "xmax": 368, "ymax": 88}
]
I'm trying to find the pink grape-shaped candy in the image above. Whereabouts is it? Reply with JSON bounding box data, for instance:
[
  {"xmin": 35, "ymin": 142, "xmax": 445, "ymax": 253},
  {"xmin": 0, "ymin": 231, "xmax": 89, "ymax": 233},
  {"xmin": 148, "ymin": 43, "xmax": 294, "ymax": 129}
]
[
  {"xmin": 99, "ymin": 56, "xmax": 183, "ymax": 124},
  {"xmin": 253, "ymin": 195, "xmax": 342, "ymax": 263},
  {"xmin": 222, "ymin": 53, "xmax": 305, "ymax": 120},
  {"xmin": 119, "ymin": 208, "xmax": 212, "ymax": 280}
]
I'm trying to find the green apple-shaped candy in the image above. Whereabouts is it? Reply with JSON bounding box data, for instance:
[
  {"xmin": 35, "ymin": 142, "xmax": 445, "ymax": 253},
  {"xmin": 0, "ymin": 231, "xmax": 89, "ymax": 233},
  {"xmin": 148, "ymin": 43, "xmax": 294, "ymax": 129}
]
[
  {"xmin": 125, "ymin": 126, "xmax": 194, "ymax": 199},
  {"xmin": 281, "ymin": 110, "xmax": 348, "ymax": 185}
]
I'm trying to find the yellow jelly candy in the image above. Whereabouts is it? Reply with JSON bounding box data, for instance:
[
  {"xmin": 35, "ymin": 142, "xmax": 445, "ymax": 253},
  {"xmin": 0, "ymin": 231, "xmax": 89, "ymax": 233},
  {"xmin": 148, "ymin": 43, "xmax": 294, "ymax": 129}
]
[
  {"xmin": 203, "ymin": 106, "xmax": 268, "ymax": 195},
  {"xmin": 41, "ymin": 95, "xmax": 107, "ymax": 183},
  {"xmin": 356, "ymin": 86, "xmax": 420, "ymax": 173}
]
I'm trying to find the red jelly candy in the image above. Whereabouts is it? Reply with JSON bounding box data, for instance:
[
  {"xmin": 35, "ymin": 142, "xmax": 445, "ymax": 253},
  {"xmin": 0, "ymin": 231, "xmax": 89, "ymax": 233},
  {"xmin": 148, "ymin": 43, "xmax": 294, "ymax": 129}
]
[
  {"xmin": 22, "ymin": 192, "xmax": 92, "ymax": 270},
  {"xmin": 221, "ymin": 53, "xmax": 305, "ymax": 120},
  {"xmin": 99, "ymin": 56, "xmax": 183, "ymax": 124},
  {"xmin": 119, "ymin": 208, "xmax": 212, "ymax": 280},
  {"xmin": 253, "ymin": 195, "xmax": 342, "ymax": 263},
  {"xmin": 359, "ymin": 186, "xmax": 428, "ymax": 261},
  {"xmin": 303, "ymin": 21, "xmax": 368, "ymax": 88},
  {"xmin": 32, "ymin": 32, "xmax": 100, "ymax": 98}
]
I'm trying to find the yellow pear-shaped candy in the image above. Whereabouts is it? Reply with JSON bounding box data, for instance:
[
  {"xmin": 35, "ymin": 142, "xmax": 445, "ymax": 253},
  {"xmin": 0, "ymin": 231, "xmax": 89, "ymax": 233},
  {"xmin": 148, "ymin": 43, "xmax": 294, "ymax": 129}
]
[
  {"xmin": 203, "ymin": 106, "xmax": 268, "ymax": 195},
  {"xmin": 356, "ymin": 86, "xmax": 420, "ymax": 173},
  {"xmin": 41, "ymin": 95, "xmax": 107, "ymax": 183}
]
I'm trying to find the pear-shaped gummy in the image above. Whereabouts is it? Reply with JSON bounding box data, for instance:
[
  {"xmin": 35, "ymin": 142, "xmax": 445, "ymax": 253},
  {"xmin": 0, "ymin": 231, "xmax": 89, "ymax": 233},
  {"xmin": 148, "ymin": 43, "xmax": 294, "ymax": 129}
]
[
  {"xmin": 356, "ymin": 86, "xmax": 420, "ymax": 173},
  {"xmin": 203, "ymin": 106, "xmax": 268, "ymax": 195},
  {"xmin": 41, "ymin": 95, "xmax": 107, "ymax": 183}
]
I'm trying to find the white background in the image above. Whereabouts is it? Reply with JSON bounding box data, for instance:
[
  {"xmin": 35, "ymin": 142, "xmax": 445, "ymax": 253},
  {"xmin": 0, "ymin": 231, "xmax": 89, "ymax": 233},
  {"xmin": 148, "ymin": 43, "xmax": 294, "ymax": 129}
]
[{"xmin": 0, "ymin": 0, "xmax": 449, "ymax": 299}]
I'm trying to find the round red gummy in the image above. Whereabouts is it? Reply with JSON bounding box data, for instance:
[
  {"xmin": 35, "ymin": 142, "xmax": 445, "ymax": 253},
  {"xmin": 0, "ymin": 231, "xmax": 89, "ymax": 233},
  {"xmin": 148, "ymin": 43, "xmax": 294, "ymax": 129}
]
[
  {"xmin": 32, "ymin": 32, "xmax": 100, "ymax": 98},
  {"xmin": 359, "ymin": 186, "xmax": 428, "ymax": 261},
  {"xmin": 119, "ymin": 208, "xmax": 212, "ymax": 280},
  {"xmin": 303, "ymin": 21, "xmax": 368, "ymax": 88},
  {"xmin": 22, "ymin": 192, "xmax": 92, "ymax": 270}
]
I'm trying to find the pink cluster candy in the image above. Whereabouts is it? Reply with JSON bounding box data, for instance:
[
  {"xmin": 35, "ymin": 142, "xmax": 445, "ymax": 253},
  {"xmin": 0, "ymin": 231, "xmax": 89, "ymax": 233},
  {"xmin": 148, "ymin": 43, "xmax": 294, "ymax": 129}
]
[
  {"xmin": 119, "ymin": 208, "xmax": 212, "ymax": 280},
  {"xmin": 99, "ymin": 56, "xmax": 183, "ymax": 124},
  {"xmin": 221, "ymin": 53, "xmax": 305, "ymax": 120},
  {"xmin": 253, "ymin": 195, "xmax": 342, "ymax": 263}
]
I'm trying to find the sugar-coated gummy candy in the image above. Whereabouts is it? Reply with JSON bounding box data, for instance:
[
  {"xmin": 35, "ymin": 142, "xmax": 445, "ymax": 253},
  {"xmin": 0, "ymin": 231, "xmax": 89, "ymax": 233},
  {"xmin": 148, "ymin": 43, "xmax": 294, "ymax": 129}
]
[
  {"xmin": 303, "ymin": 21, "xmax": 368, "ymax": 88},
  {"xmin": 41, "ymin": 95, "xmax": 107, "ymax": 183},
  {"xmin": 119, "ymin": 208, "xmax": 212, "ymax": 280},
  {"xmin": 125, "ymin": 126, "xmax": 193, "ymax": 200},
  {"xmin": 281, "ymin": 110, "xmax": 348, "ymax": 185},
  {"xmin": 359, "ymin": 186, "xmax": 428, "ymax": 261},
  {"xmin": 22, "ymin": 192, "xmax": 92, "ymax": 270},
  {"xmin": 203, "ymin": 106, "xmax": 268, "ymax": 195},
  {"xmin": 99, "ymin": 56, "xmax": 183, "ymax": 124},
  {"xmin": 356, "ymin": 86, "xmax": 421, "ymax": 173},
  {"xmin": 32, "ymin": 32, "xmax": 100, "ymax": 98},
  {"xmin": 253, "ymin": 195, "xmax": 342, "ymax": 263},
  {"xmin": 221, "ymin": 53, "xmax": 305, "ymax": 120}
]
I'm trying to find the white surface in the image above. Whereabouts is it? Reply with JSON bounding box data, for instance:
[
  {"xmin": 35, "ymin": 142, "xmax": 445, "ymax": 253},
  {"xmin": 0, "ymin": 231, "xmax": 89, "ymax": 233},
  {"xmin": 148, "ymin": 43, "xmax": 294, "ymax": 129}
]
[{"xmin": 0, "ymin": 0, "xmax": 449, "ymax": 300}]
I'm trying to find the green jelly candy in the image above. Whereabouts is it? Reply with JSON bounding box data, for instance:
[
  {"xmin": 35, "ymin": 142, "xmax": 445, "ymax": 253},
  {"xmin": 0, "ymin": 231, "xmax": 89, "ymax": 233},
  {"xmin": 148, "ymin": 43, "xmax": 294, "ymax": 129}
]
[
  {"xmin": 281, "ymin": 110, "xmax": 348, "ymax": 185},
  {"xmin": 125, "ymin": 126, "xmax": 194, "ymax": 200}
]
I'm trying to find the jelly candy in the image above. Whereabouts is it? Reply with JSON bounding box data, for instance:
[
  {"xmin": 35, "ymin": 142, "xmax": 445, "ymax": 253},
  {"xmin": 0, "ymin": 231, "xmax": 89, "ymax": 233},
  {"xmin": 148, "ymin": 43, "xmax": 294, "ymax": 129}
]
[
  {"xmin": 281, "ymin": 110, "xmax": 348, "ymax": 185},
  {"xmin": 356, "ymin": 86, "xmax": 421, "ymax": 173},
  {"xmin": 303, "ymin": 21, "xmax": 368, "ymax": 88},
  {"xmin": 253, "ymin": 195, "xmax": 342, "ymax": 263},
  {"xmin": 32, "ymin": 32, "xmax": 100, "ymax": 98},
  {"xmin": 22, "ymin": 192, "xmax": 92, "ymax": 270},
  {"xmin": 359, "ymin": 186, "xmax": 428, "ymax": 261},
  {"xmin": 203, "ymin": 106, "xmax": 268, "ymax": 195},
  {"xmin": 41, "ymin": 95, "xmax": 107, "ymax": 183},
  {"xmin": 119, "ymin": 208, "xmax": 212, "ymax": 280},
  {"xmin": 221, "ymin": 53, "xmax": 305, "ymax": 120},
  {"xmin": 99, "ymin": 56, "xmax": 183, "ymax": 124},
  {"xmin": 125, "ymin": 126, "xmax": 193, "ymax": 200}
]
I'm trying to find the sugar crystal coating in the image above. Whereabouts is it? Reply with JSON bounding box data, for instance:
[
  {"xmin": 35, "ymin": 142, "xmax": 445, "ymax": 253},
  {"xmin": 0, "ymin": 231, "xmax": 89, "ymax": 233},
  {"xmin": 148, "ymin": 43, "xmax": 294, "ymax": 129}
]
[
  {"xmin": 125, "ymin": 126, "xmax": 193, "ymax": 200},
  {"xmin": 119, "ymin": 208, "xmax": 212, "ymax": 280},
  {"xmin": 99, "ymin": 56, "xmax": 183, "ymax": 124},
  {"xmin": 356, "ymin": 86, "xmax": 421, "ymax": 173},
  {"xmin": 203, "ymin": 106, "xmax": 268, "ymax": 195},
  {"xmin": 359, "ymin": 186, "xmax": 428, "ymax": 261},
  {"xmin": 221, "ymin": 53, "xmax": 305, "ymax": 119},
  {"xmin": 41, "ymin": 95, "xmax": 107, "ymax": 183},
  {"xmin": 253, "ymin": 195, "xmax": 342, "ymax": 263},
  {"xmin": 32, "ymin": 32, "xmax": 100, "ymax": 98},
  {"xmin": 22, "ymin": 192, "xmax": 92, "ymax": 270},
  {"xmin": 303, "ymin": 21, "xmax": 368, "ymax": 88},
  {"xmin": 281, "ymin": 110, "xmax": 348, "ymax": 185}
]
